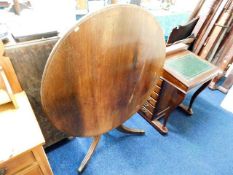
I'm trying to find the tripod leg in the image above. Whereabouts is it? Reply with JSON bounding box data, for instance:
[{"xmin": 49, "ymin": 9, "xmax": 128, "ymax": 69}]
[
  {"xmin": 117, "ymin": 124, "xmax": 145, "ymax": 135},
  {"xmin": 77, "ymin": 135, "xmax": 101, "ymax": 173}
]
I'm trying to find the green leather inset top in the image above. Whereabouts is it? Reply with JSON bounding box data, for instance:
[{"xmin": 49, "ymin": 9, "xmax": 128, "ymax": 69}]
[{"xmin": 165, "ymin": 54, "xmax": 213, "ymax": 80}]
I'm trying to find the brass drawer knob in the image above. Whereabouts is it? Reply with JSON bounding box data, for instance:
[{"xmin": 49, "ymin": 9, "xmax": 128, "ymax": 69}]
[
  {"xmin": 141, "ymin": 107, "xmax": 146, "ymax": 112},
  {"xmin": 144, "ymin": 102, "xmax": 149, "ymax": 107}
]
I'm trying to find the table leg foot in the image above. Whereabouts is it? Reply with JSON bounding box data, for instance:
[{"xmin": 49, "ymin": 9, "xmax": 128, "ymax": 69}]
[
  {"xmin": 77, "ymin": 135, "xmax": 101, "ymax": 173},
  {"xmin": 179, "ymin": 103, "xmax": 193, "ymax": 115},
  {"xmin": 208, "ymin": 81, "xmax": 217, "ymax": 90},
  {"xmin": 179, "ymin": 80, "xmax": 210, "ymax": 116},
  {"xmin": 151, "ymin": 119, "xmax": 168, "ymax": 134},
  {"xmin": 117, "ymin": 124, "xmax": 145, "ymax": 135}
]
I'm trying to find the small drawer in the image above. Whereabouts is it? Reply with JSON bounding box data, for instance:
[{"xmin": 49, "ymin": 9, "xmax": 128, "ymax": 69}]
[
  {"xmin": 15, "ymin": 163, "xmax": 43, "ymax": 175},
  {"xmin": 150, "ymin": 91, "xmax": 159, "ymax": 100},
  {"xmin": 143, "ymin": 102, "xmax": 154, "ymax": 113},
  {"xmin": 147, "ymin": 97, "xmax": 157, "ymax": 107},
  {"xmin": 157, "ymin": 78, "xmax": 163, "ymax": 87},
  {"xmin": 153, "ymin": 85, "xmax": 161, "ymax": 94},
  {"xmin": 0, "ymin": 151, "xmax": 36, "ymax": 175},
  {"xmin": 140, "ymin": 106, "xmax": 153, "ymax": 120}
]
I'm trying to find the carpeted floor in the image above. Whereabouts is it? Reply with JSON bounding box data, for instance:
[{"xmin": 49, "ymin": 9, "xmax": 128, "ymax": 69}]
[{"xmin": 46, "ymin": 88, "xmax": 233, "ymax": 175}]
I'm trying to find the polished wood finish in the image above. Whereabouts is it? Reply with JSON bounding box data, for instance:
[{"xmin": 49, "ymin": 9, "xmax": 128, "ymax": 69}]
[
  {"xmin": 77, "ymin": 123, "xmax": 145, "ymax": 173},
  {"xmin": 139, "ymin": 49, "xmax": 219, "ymax": 134},
  {"xmin": 139, "ymin": 80, "xmax": 185, "ymax": 134},
  {"xmin": 117, "ymin": 124, "xmax": 145, "ymax": 135},
  {"xmin": 41, "ymin": 5, "xmax": 165, "ymax": 172},
  {"xmin": 179, "ymin": 80, "xmax": 211, "ymax": 115},
  {"xmin": 41, "ymin": 5, "xmax": 166, "ymax": 137},
  {"xmin": 164, "ymin": 51, "xmax": 219, "ymax": 90},
  {"xmin": 167, "ymin": 17, "xmax": 199, "ymax": 44},
  {"xmin": 78, "ymin": 136, "xmax": 101, "ymax": 173}
]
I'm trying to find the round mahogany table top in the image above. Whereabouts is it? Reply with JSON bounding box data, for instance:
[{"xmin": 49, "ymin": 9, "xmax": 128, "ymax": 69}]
[{"xmin": 41, "ymin": 5, "xmax": 165, "ymax": 137}]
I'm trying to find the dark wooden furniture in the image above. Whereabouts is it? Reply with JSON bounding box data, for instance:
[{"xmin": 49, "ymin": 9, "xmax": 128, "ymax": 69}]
[
  {"xmin": 4, "ymin": 37, "xmax": 68, "ymax": 148},
  {"xmin": 41, "ymin": 5, "xmax": 166, "ymax": 172},
  {"xmin": 139, "ymin": 49, "xmax": 219, "ymax": 134},
  {"xmin": 167, "ymin": 17, "xmax": 199, "ymax": 45},
  {"xmin": 12, "ymin": 31, "xmax": 58, "ymax": 43}
]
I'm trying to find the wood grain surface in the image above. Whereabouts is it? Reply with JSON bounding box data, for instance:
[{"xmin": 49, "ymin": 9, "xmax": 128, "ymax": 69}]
[{"xmin": 41, "ymin": 5, "xmax": 166, "ymax": 137}]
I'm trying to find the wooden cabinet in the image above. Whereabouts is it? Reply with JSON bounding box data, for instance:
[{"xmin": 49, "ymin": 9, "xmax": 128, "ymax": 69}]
[
  {"xmin": 0, "ymin": 145, "xmax": 52, "ymax": 175},
  {"xmin": 139, "ymin": 50, "xmax": 219, "ymax": 134},
  {"xmin": 0, "ymin": 92, "xmax": 53, "ymax": 175}
]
